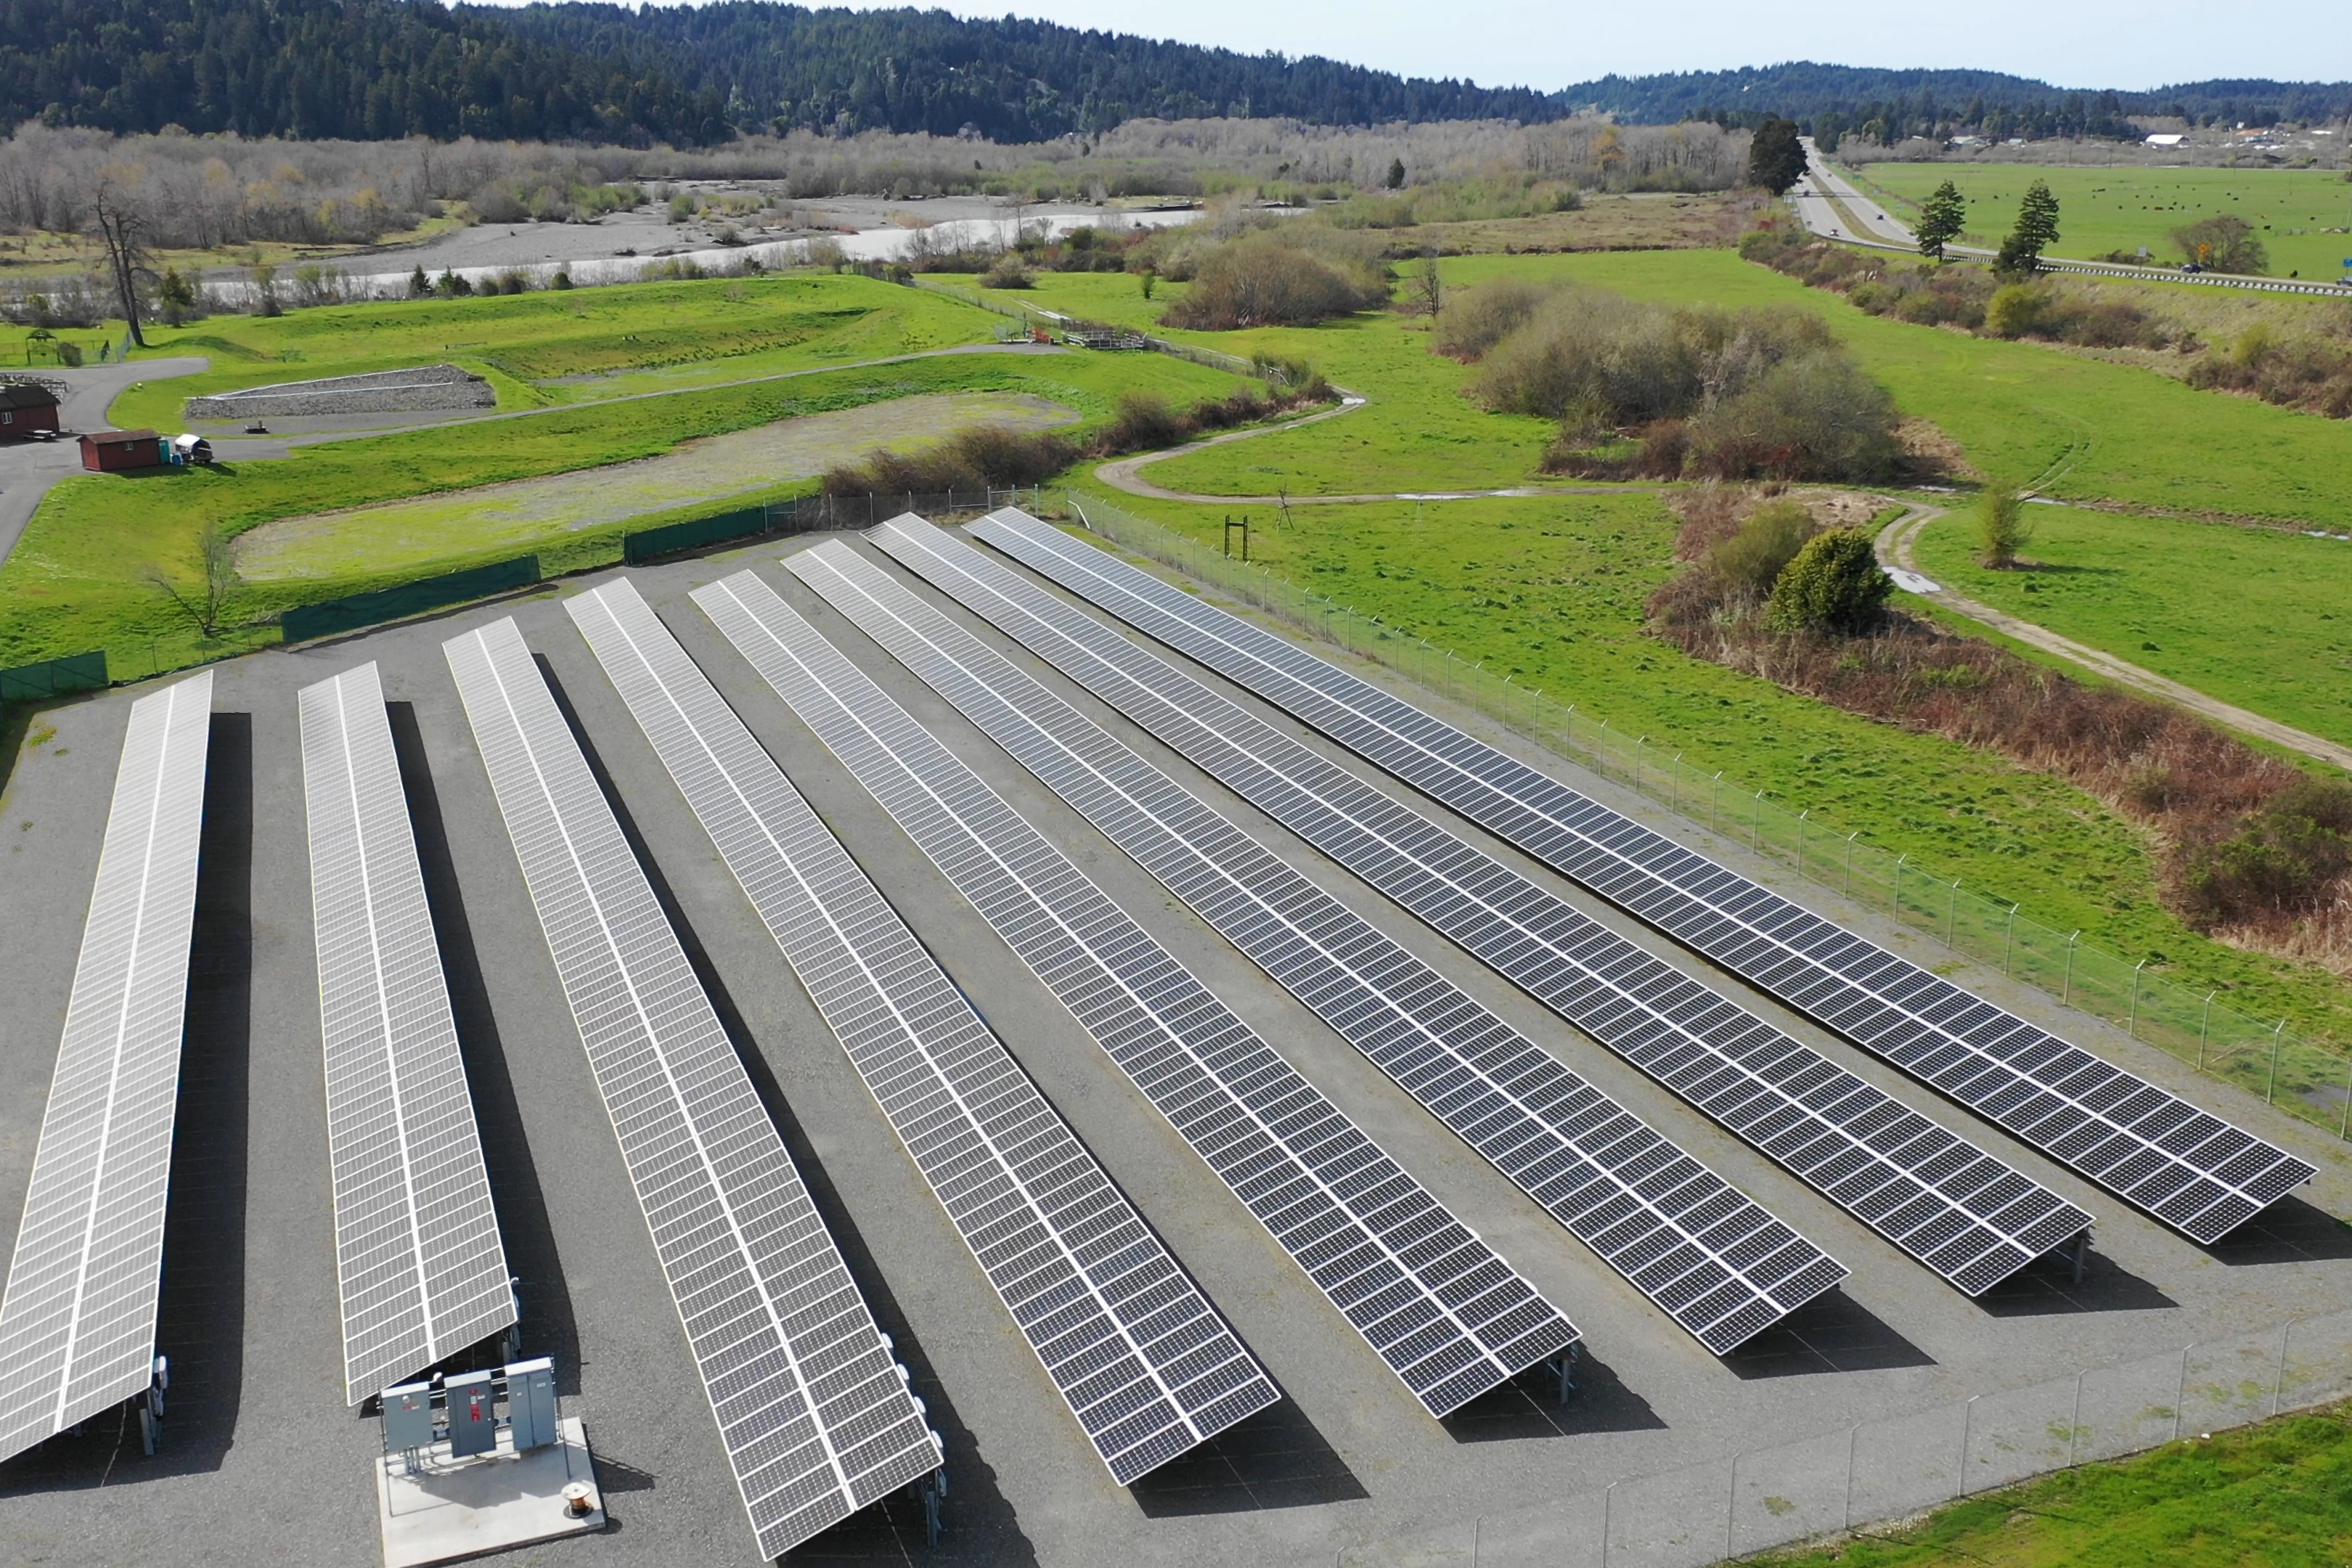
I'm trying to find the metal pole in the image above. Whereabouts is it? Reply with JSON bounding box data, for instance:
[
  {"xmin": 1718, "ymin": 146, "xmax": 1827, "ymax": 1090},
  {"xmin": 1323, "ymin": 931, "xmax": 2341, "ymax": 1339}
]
[
  {"xmin": 2063, "ymin": 932, "xmax": 2080, "ymax": 1005},
  {"xmin": 2128, "ymin": 958, "xmax": 2147, "ymax": 1037},
  {"xmin": 2005, "ymin": 905, "xmax": 2019, "ymax": 976},
  {"xmin": 1892, "ymin": 854, "xmax": 1905, "ymax": 915},
  {"xmin": 1946, "ymin": 881, "xmax": 1960, "ymax": 947},
  {"xmin": 2274, "ymin": 1321, "xmax": 2293, "ymax": 1418},
  {"xmin": 2199, "ymin": 992, "xmax": 2214, "ymax": 1069},
  {"xmin": 1797, "ymin": 809, "xmax": 1808, "ymax": 878},
  {"xmin": 1753, "ymin": 790, "xmax": 1763, "ymax": 851},
  {"xmin": 2173, "ymin": 1345, "xmax": 2192, "ymax": 1440},
  {"xmin": 2069, "ymin": 1371, "xmax": 2083, "ymax": 1466},
  {"xmin": 1726, "ymin": 1450, "xmax": 1738, "ymax": 1558},
  {"xmin": 1846, "ymin": 832, "xmax": 1857, "ymax": 895},
  {"xmin": 1601, "ymin": 1480, "xmax": 1614, "ymax": 1568},
  {"xmin": 1842, "ymin": 1424, "xmax": 1858, "ymax": 1533},
  {"xmin": 1712, "ymin": 772, "xmax": 1722, "ymax": 833},
  {"xmin": 2268, "ymin": 1021, "xmax": 2286, "ymax": 1103},
  {"xmin": 1959, "ymin": 1396, "xmax": 1976, "ymax": 1494},
  {"xmin": 2340, "ymin": 1058, "xmax": 2351, "ymax": 1141},
  {"xmin": 1472, "ymin": 1516, "xmax": 1481, "ymax": 1568}
]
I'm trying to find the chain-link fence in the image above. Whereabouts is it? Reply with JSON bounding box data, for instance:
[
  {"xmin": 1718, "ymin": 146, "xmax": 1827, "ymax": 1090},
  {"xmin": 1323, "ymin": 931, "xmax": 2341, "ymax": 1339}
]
[
  {"xmin": 1060, "ymin": 489, "xmax": 2352, "ymax": 1146},
  {"xmin": 1387, "ymin": 1306, "xmax": 2352, "ymax": 1567}
]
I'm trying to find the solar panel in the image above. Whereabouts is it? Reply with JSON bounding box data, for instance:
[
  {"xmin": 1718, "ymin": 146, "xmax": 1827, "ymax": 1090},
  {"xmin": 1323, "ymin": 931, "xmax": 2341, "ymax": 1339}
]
[
  {"xmin": 299, "ymin": 663, "xmax": 515, "ymax": 1407},
  {"xmin": 968, "ymin": 510, "xmax": 2316, "ymax": 1246},
  {"xmin": 875, "ymin": 518, "xmax": 2096, "ymax": 1297},
  {"xmin": 788, "ymin": 538, "xmax": 1848, "ymax": 1356},
  {"xmin": 443, "ymin": 620, "xmax": 940, "ymax": 1558},
  {"xmin": 685, "ymin": 571, "xmax": 1577, "ymax": 1417},
  {"xmin": 0, "ymin": 672, "xmax": 211, "ymax": 1465},
  {"xmin": 556, "ymin": 585, "xmax": 1277, "ymax": 1485}
]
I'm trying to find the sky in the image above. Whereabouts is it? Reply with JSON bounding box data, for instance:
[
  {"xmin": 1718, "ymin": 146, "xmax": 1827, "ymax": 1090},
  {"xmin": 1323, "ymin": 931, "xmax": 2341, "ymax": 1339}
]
[{"xmin": 507, "ymin": 1, "xmax": 2345, "ymax": 94}]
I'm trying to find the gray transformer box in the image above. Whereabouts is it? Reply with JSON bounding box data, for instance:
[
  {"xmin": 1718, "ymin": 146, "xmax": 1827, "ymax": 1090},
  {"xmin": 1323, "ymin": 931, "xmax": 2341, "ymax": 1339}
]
[
  {"xmin": 382, "ymin": 1383, "xmax": 434, "ymax": 1452},
  {"xmin": 446, "ymin": 1370, "xmax": 497, "ymax": 1458},
  {"xmin": 505, "ymin": 1357, "xmax": 558, "ymax": 1452}
]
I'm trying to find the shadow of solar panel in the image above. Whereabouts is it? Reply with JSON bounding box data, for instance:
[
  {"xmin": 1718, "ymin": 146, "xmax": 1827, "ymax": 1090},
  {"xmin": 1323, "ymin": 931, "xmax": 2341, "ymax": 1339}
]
[
  {"xmin": 0, "ymin": 674, "xmax": 210, "ymax": 1466},
  {"xmin": 300, "ymin": 663, "xmax": 515, "ymax": 1406},
  {"xmin": 558, "ymin": 584, "xmax": 1276, "ymax": 1483},
  {"xmin": 444, "ymin": 621, "xmax": 939, "ymax": 1559},
  {"xmin": 966, "ymin": 510, "xmax": 2315, "ymax": 1249},
  {"xmin": 788, "ymin": 538, "xmax": 1846, "ymax": 1355},
  {"xmin": 869, "ymin": 520, "xmax": 2093, "ymax": 1298},
  {"xmin": 680, "ymin": 570, "xmax": 1577, "ymax": 1416}
]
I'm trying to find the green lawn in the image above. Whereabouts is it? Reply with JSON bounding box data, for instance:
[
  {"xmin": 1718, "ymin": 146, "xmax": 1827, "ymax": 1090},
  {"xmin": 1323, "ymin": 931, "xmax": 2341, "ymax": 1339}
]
[
  {"xmin": 1913, "ymin": 505, "xmax": 2352, "ymax": 751},
  {"xmin": 1768, "ymin": 1406, "xmax": 2352, "ymax": 1567},
  {"xmin": 976, "ymin": 253, "xmax": 2352, "ymax": 531},
  {"xmin": 1081, "ymin": 486, "xmax": 2352, "ymax": 1037},
  {"xmin": 1, "ymin": 343, "xmax": 1242, "ymax": 680},
  {"xmin": 1846, "ymin": 160, "xmax": 2352, "ymax": 279},
  {"xmin": 102, "ymin": 272, "xmax": 1000, "ymax": 430}
]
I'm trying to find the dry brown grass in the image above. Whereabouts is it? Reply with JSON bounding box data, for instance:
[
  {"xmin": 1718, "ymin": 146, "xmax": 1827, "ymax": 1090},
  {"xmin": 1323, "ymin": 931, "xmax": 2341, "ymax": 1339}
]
[{"xmin": 1365, "ymin": 191, "xmax": 1766, "ymax": 256}]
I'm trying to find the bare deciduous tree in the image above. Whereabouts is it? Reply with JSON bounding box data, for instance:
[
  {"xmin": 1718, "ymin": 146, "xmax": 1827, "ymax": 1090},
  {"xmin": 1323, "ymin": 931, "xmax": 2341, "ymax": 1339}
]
[
  {"xmin": 147, "ymin": 520, "xmax": 239, "ymax": 638},
  {"xmin": 1413, "ymin": 250, "xmax": 1443, "ymax": 322},
  {"xmin": 88, "ymin": 168, "xmax": 152, "ymax": 347}
]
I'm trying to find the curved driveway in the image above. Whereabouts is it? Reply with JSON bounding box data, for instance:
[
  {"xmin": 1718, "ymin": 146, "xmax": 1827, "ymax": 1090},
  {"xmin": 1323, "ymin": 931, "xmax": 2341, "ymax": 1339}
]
[{"xmin": 0, "ymin": 356, "xmax": 210, "ymax": 566}]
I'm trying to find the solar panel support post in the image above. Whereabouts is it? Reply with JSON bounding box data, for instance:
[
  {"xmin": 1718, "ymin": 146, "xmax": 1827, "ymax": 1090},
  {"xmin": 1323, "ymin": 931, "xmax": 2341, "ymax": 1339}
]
[{"xmin": 2065, "ymin": 1230, "xmax": 2090, "ymax": 1285}]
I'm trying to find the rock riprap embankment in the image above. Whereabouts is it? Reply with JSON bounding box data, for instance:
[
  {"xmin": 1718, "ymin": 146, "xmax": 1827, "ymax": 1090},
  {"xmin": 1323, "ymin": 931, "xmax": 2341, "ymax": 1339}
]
[{"xmin": 186, "ymin": 364, "xmax": 495, "ymax": 420}]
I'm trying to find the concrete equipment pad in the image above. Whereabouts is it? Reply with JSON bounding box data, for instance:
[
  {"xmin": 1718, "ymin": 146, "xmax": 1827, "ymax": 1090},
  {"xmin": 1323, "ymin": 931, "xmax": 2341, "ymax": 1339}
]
[{"xmin": 375, "ymin": 1416, "xmax": 603, "ymax": 1568}]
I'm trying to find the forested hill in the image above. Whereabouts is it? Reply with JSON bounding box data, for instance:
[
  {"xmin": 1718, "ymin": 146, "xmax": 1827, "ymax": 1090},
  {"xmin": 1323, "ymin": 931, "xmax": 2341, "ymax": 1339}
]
[
  {"xmin": 1561, "ymin": 63, "xmax": 2352, "ymax": 132},
  {"xmin": 0, "ymin": 0, "xmax": 1571, "ymax": 145},
  {"xmin": 1, "ymin": 0, "xmax": 2346, "ymax": 147}
]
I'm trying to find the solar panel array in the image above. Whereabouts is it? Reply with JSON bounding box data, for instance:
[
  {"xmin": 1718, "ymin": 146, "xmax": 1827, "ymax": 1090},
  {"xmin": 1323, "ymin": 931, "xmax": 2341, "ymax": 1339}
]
[
  {"xmin": 690, "ymin": 569, "xmax": 1577, "ymax": 1417},
  {"xmin": 971, "ymin": 511, "xmax": 2316, "ymax": 1246},
  {"xmin": 0, "ymin": 673, "xmax": 211, "ymax": 1465},
  {"xmin": 299, "ymin": 662, "xmax": 515, "ymax": 1407},
  {"xmin": 560, "ymin": 583, "xmax": 1277, "ymax": 1485},
  {"xmin": 789, "ymin": 538, "xmax": 1845, "ymax": 1356},
  {"xmin": 444, "ymin": 620, "xmax": 941, "ymax": 1558},
  {"xmin": 882, "ymin": 519, "xmax": 2095, "ymax": 1297}
]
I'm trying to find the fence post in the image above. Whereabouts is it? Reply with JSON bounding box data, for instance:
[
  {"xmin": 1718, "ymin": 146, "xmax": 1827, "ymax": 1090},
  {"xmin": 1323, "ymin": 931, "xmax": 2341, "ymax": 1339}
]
[
  {"xmin": 2198, "ymin": 992, "xmax": 2215, "ymax": 1069},
  {"xmin": 2004, "ymin": 905, "xmax": 2019, "ymax": 975},
  {"xmin": 1841, "ymin": 1424, "xmax": 1858, "ymax": 1534},
  {"xmin": 2128, "ymin": 959, "xmax": 2147, "ymax": 1038},
  {"xmin": 1726, "ymin": 1450, "xmax": 1738, "ymax": 1558},
  {"xmin": 2266, "ymin": 1021, "xmax": 2285, "ymax": 1104},
  {"xmin": 2340, "ymin": 1057, "xmax": 2351, "ymax": 1141},
  {"xmin": 1796, "ymin": 810, "xmax": 1808, "ymax": 878},
  {"xmin": 1845, "ymin": 832, "xmax": 1856, "ymax": 895},
  {"xmin": 2173, "ymin": 1345, "xmax": 2192, "ymax": 1440},
  {"xmin": 2063, "ymin": 931, "xmax": 2080, "ymax": 1005},
  {"xmin": 1634, "ymin": 736, "xmax": 1646, "ymax": 796},
  {"xmin": 1712, "ymin": 772, "xmax": 1722, "ymax": 833},
  {"xmin": 1752, "ymin": 790, "xmax": 1763, "ymax": 851},
  {"xmin": 1958, "ymin": 1395, "xmax": 1976, "ymax": 1494},
  {"xmin": 1946, "ymin": 881, "xmax": 1960, "ymax": 947},
  {"xmin": 2068, "ymin": 1371, "xmax": 2083, "ymax": 1466},
  {"xmin": 1892, "ymin": 854, "xmax": 1906, "ymax": 915},
  {"xmin": 2274, "ymin": 1321, "xmax": 2293, "ymax": 1418}
]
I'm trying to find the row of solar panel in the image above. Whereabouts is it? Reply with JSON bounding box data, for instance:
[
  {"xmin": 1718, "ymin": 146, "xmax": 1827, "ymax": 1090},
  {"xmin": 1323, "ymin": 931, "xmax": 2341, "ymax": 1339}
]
[
  {"xmin": 0, "ymin": 508, "xmax": 2313, "ymax": 1562},
  {"xmin": 965, "ymin": 508, "xmax": 2313, "ymax": 1246}
]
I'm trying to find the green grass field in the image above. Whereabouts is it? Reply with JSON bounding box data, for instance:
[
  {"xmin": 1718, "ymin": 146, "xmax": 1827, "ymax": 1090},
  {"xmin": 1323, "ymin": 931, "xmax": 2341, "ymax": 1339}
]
[
  {"xmin": 1911, "ymin": 505, "xmax": 2352, "ymax": 750},
  {"xmin": 1079, "ymin": 486, "xmax": 2352, "ymax": 1037},
  {"xmin": 975, "ymin": 253, "xmax": 2352, "ymax": 531},
  {"xmin": 1768, "ymin": 1405, "xmax": 2352, "ymax": 1567},
  {"xmin": 1848, "ymin": 160, "xmax": 2352, "ymax": 278},
  {"xmin": 0, "ymin": 341, "xmax": 1241, "ymax": 680},
  {"xmin": 102, "ymin": 272, "xmax": 999, "ymax": 430}
]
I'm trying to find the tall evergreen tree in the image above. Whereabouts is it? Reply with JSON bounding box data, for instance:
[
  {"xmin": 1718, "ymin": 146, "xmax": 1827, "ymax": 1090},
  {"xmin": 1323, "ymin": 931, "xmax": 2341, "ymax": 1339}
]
[
  {"xmin": 1746, "ymin": 117, "xmax": 1807, "ymax": 193},
  {"xmin": 1996, "ymin": 179, "xmax": 2061, "ymax": 272},
  {"xmin": 1914, "ymin": 180, "xmax": 1967, "ymax": 261}
]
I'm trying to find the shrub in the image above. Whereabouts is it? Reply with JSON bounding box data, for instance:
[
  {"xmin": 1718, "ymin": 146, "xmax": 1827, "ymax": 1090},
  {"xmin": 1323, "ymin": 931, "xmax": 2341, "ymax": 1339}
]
[
  {"xmin": 1101, "ymin": 391, "xmax": 1186, "ymax": 451},
  {"xmin": 980, "ymin": 254, "xmax": 1032, "ymax": 289},
  {"xmin": 1710, "ymin": 500, "xmax": 1818, "ymax": 602},
  {"xmin": 821, "ymin": 423, "xmax": 1079, "ymax": 495},
  {"xmin": 1985, "ymin": 283, "xmax": 2042, "ymax": 338},
  {"xmin": 1767, "ymin": 529, "xmax": 1891, "ymax": 634},
  {"xmin": 1158, "ymin": 228, "xmax": 1389, "ymax": 330},
  {"xmin": 1685, "ymin": 351, "xmax": 1900, "ymax": 482},
  {"xmin": 1433, "ymin": 276, "xmax": 1562, "ymax": 362},
  {"xmin": 1977, "ymin": 484, "xmax": 2032, "ymax": 567},
  {"xmin": 2182, "ymin": 780, "xmax": 2352, "ymax": 925}
]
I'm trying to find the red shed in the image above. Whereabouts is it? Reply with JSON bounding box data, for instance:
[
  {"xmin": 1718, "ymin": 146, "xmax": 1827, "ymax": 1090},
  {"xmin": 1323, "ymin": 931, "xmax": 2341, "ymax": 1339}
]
[
  {"xmin": 0, "ymin": 383, "xmax": 60, "ymax": 439},
  {"xmin": 81, "ymin": 428, "xmax": 163, "ymax": 473}
]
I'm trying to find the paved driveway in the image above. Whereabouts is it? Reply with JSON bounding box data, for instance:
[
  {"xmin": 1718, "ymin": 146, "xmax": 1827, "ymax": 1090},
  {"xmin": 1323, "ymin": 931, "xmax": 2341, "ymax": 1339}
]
[{"xmin": 0, "ymin": 356, "xmax": 208, "ymax": 566}]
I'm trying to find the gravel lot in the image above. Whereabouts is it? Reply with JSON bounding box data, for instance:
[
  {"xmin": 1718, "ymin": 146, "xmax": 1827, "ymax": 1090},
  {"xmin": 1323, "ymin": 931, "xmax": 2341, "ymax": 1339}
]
[{"xmin": 1, "ymin": 526, "xmax": 2347, "ymax": 1568}]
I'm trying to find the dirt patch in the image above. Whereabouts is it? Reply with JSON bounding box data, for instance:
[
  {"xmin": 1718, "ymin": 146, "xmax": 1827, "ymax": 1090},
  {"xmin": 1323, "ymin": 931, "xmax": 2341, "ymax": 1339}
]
[{"xmin": 234, "ymin": 390, "xmax": 1077, "ymax": 580}]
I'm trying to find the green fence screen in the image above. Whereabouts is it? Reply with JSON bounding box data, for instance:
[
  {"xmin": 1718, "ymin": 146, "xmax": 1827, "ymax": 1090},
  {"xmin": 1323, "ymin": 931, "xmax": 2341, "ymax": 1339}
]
[
  {"xmin": 0, "ymin": 650, "xmax": 107, "ymax": 702},
  {"xmin": 623, "ymin": 506, "xmax": 771, "ymax": 564},
  {"xmin": 283, "ymin": 556, "xmax": 540, "ymax": 644}
]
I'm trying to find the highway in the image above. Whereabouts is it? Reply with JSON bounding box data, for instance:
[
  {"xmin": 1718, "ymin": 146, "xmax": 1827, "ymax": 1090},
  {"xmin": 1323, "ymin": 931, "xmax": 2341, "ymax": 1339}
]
[{"xmin": 1793, "ymin": 140, "xmax": 2352, "ymax": 297}]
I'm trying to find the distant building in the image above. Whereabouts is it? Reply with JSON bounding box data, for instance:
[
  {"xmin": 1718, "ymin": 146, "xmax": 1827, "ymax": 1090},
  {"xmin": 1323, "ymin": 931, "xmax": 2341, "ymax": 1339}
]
[
  {"xmin": 0, "ymin": 383, "xmax": 60, "ymax": 438},
  {"xmin": 2145, "ymin": 133, "xmax": 2187, "ymax": 147},
  {"xmin": 80, "ymin": 428, "xmax": 163, "ymax": 472}
]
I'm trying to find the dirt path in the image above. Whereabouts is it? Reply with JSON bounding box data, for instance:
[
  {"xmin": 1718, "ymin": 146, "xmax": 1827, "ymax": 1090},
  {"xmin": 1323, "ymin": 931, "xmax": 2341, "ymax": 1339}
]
[{"xmin": 1877, "ymin": 506, "xmax": 2352, "ymax": 772}]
